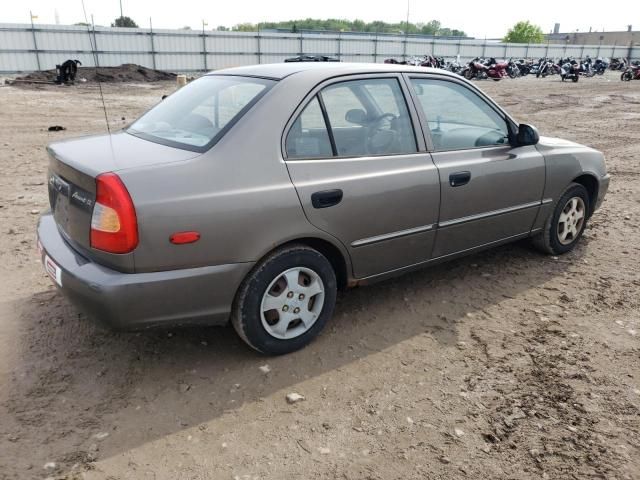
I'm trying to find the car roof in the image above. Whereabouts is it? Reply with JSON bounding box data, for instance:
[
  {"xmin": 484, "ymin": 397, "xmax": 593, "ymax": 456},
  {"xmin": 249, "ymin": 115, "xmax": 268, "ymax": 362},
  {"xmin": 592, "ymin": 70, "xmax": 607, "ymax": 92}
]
[{"xmin": 206, "ymin": 62, "xmax": 457, "ymax": 80}]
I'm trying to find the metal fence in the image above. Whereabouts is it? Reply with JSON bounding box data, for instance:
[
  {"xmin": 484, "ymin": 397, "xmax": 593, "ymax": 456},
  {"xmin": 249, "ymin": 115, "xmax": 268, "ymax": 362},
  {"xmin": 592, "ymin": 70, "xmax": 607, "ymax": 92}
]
[{"xmin": 1, "ymin": 22, "xmax": 638, "ymax": 74}]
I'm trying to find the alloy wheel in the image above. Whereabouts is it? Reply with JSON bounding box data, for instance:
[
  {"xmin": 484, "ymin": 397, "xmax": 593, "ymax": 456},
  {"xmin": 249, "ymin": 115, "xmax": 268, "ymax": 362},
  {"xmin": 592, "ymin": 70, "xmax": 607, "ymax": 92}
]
[{"xmin": 557, "ymin": 197, "xmax": 586, "ymax": 245}]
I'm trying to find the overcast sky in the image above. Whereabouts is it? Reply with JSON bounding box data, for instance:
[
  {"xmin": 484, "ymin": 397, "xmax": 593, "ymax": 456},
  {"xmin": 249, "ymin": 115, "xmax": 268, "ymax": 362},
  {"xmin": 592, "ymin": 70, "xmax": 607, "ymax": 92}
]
[{"xmin": 3, "ymin": 0, "xmax": 639, "ymax": 39}]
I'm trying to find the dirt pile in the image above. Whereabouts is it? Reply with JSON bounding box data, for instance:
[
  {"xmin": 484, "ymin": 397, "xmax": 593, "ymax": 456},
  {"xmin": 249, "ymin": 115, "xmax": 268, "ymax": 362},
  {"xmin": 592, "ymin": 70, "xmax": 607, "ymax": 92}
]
[{"xmin": 14, "ymin": 64, "xmax": 176, "ymax": 84}]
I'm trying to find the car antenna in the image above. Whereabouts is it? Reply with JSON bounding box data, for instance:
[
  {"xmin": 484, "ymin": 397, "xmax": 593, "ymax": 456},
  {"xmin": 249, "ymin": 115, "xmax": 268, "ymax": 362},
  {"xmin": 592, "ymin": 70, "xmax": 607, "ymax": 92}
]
[{"xmin": 80, "ymin": 0, "xmax": 110, "ymax": 134}]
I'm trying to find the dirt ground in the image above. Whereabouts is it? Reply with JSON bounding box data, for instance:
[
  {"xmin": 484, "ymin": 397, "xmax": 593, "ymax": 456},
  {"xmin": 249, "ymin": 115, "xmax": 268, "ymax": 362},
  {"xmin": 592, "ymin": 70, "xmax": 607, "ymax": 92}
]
[{"xmin": 0, "ymin": 72, "xmax": 638, "ymax": 480}]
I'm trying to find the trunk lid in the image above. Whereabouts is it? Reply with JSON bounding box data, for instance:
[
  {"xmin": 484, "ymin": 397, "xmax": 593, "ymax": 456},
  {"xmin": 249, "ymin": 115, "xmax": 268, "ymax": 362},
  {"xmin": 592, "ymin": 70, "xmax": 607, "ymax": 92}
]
[{"xmin": 47, "ymin": 131, "xmax": 200, "ymax": 270}]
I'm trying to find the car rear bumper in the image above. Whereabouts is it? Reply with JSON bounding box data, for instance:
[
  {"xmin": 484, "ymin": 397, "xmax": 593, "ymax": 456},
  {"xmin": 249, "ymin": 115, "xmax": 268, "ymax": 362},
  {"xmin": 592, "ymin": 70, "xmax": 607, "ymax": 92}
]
[{"xmin": 36, "ymin": 213, "xmax": 253, "ymax": 330}]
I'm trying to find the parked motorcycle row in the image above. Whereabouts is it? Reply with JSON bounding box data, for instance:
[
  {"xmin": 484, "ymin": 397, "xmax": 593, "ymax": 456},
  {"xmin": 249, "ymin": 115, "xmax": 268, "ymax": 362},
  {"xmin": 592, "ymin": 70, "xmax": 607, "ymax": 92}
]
[{"xmin": 384, "ymin": 55, "xmax": 640, "ymax": 82}]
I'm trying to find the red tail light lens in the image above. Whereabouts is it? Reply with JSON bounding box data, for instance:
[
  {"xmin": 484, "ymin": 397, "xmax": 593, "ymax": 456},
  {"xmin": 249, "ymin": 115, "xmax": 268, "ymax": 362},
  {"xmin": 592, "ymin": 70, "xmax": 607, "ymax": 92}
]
[{"xmin": 90, "ymin": 173, "xmax": 138, "ymax": 254}]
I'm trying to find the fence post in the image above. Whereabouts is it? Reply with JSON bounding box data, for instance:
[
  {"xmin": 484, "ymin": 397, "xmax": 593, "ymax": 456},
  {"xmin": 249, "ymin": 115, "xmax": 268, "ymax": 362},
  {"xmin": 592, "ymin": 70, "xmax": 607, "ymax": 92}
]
[
  {"xmin": 580, "ymin": 43, "xmax": 585, "ymax": 60},
  {"xmin": 373, "ymin": 31, "xmax": 378, "ymax": 63},
  {"xmin": 612, "ymin": 41, "xmax": 617, "ymax": 60},
  {"xmin": 299, "ymin": 32, "xmax": 303, "ymax": 56},
  {"xmin": 504, "ymin": 42, "xmax": 508, "ymax": 60},
  {"xmin": 337, "ymin": 32, "xmax": 341, "ymax": 60},
  {"xmin": 149, "ymin": 17, "xmax": 156, "ymax": 70},
  {"xmin": 202, "ymin": 21, "xmax": 208, "ymax": 71},
  {"xmin": 525, "ymin": 41, "xmax": 530, "ymax": 59},
  {"xmin": 545, "ymin": 39, "xmax": 550, "ymax": 59},
  {"xmin": 29, "ymin": 11, "xmax": 41, "ymax": 71},
  {"xmin": 257, "ymin": 27, "xmax": 262, "ymax": 64},
  {"xmin": 482, "ymin": 37, "xmax": 486, "ymax": 58},
  {"xmin": 91, "ymin": 16, "xmax": 100, "ymax": 67},
  {"xmin": 403, "ymin": 33, "xmax": 408, "ymax": 61}
]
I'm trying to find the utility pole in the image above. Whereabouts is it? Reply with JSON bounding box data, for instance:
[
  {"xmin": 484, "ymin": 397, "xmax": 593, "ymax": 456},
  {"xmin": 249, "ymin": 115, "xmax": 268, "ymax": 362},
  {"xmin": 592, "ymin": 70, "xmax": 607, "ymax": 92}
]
[
  {"xmin": 29, "ymin": 11, "xmax": 41, "ymax": 71},
  {"xmin": 404, "ymin": 0, "xmax": 410, "ymax": 61},
  {"xmin": 119, "ymin": 0, "xmax": 124, "ymax": 21},
  {"xmin": 202, "ymin": 20, "xmax": 208, "ymax": 71}
]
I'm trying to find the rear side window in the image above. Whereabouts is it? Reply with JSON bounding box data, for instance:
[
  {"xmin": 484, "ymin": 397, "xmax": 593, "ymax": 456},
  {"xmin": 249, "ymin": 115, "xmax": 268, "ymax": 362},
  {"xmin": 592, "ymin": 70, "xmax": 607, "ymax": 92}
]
[
  {"xmin": 285, "ymin": 77, "xmax": 417, "ymax": 159},
  {"xmin": 410, "ymin": 78, "xmax": 509, "ymax": 151},
  {"xmin": 285, "ymin": 97, "xmax": 333, "ymax": 159},
  {"xmin": 321, "ymin": 79, "xmax": 417, "ymax": 156},
  {"xmin": 128, "ymin": 75, "xmax": 274, "ymax": 152}
]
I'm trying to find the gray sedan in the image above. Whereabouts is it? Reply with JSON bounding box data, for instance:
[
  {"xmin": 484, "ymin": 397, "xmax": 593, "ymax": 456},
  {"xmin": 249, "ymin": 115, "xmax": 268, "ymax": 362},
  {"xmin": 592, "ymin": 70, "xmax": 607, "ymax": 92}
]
[{"xmin": 37, "ymin": 63, "xmax": 609, "ymax": 354}]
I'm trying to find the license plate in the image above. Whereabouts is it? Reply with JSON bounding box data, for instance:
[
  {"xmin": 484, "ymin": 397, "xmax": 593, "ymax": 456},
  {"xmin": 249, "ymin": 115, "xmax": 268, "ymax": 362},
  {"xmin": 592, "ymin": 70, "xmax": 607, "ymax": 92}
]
[{"xmin": 43, "ymin": 254, "xmax": 63, "ymax": 287}]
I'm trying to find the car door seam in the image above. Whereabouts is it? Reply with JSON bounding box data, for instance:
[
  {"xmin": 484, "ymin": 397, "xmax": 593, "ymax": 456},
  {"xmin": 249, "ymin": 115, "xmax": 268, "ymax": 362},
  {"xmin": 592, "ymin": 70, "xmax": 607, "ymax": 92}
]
[{"xmin": 438, "ymin": 200, "xmax": 543, "ymax": 228}]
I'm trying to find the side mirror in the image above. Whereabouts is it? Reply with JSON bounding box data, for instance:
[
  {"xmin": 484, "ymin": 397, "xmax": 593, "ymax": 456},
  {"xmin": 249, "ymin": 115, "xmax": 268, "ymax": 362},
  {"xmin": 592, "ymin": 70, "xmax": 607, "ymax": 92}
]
[{"xmin": 517, "ymin": 123, "xmax": 540, "ymax": 146}]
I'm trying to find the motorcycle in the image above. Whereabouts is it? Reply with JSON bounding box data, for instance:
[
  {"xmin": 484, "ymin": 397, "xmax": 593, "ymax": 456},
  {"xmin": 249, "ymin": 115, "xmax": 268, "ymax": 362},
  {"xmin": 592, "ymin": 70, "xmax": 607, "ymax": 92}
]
[
  {"xmin": 593, "ymin": 58, "xmax": 608, "ymax": 75},
  {"xmin": 463, "ymin": 57, "xmax": 508, "ymax": 81},
  {"xmin": 621, "ymin": 64, "xmax": 640, "ymax": 81},
  {"xmin": 506, "ymin": 58, "xmax": 521, "ymax": 78},
  {"xmin": 610, "ymin": 58, "xmax": 627, "ymax": 70},
  {"xmin": 462, "ymin": 57, "xmax": 489, "ymax": 80},
  {"xmin": 581, "ymin": 56, "xmax": 595, "ymax": 77},
  {"xmin": 515, "ymin": 58, "xmax": 532, "ymax": 76},
  {"xmin": 560, "ymin": 59, "xmax": 580, "ymax": 82},
  {"xmin": 536, "ymin": 58, "xmax": 559, "ymax": 77}
]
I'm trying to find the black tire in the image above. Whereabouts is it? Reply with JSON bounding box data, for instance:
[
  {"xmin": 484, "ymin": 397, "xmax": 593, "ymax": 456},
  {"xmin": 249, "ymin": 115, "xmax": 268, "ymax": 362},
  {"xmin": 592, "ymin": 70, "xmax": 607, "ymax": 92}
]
[
  {"xmin": 231, "ymin": 244, "xmax": 337, "ymax": 355},
  {"xmin": 621, "ymin": 72, "xmax": 632, "ymax": 81},
  {"xmin": 572, "ymin": 75, "xmax": 579, "ymax": 83},
  {"xmin": 531, "ymin": 183, "xmax": 590, "ymax": 255}
]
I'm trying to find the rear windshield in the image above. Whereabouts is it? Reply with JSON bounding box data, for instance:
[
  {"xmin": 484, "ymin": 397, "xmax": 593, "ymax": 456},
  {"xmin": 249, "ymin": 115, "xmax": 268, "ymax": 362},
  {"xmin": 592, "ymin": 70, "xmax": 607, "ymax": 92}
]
[{"xmin": 128, "ymin": 75, "xmax": 274, "ymax": 152}]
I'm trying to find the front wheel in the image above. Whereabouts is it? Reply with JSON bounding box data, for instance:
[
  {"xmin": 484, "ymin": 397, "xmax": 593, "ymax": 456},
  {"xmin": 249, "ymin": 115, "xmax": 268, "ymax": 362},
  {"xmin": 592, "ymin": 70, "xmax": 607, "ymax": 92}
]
[
  {"xmin": 621, "ymin": 71, "xmax": 632, "ymax": 81},
  {"xmin": 531, "ymin": 183, "xmax": 590, "ymax": 255},
  {"xmin": 231, "ymin": 245, "xmax": 337, "ymax": 355},
  {"xmin": 572, "ymin": 75, "xmax": 579, "ymax": 83}
]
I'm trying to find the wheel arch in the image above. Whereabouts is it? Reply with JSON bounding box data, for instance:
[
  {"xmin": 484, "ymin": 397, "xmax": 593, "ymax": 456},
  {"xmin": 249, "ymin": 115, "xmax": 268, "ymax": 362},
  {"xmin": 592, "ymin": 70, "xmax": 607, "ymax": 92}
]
[
  {"xmin": 571, "ymin": 173, "xmax": 599, "ymax": 216},
  {"xmin": 247, "ymin": 236, "xmax": 352, "ymax": 292},
  {"xmin": 280, "ymin": 237, "xmax": 350, "ymax": 290}
]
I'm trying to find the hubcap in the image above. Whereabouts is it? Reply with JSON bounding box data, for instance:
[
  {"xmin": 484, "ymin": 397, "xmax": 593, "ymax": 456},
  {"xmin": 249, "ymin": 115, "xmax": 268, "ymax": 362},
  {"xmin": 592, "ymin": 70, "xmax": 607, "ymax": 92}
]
[
  {"xmin": 557, "ymin": 196, "xmax": 586, "ymax": 245},
  {"xmin": 260, "ymin": 267, "xmax": 325, "ymax": 340}
]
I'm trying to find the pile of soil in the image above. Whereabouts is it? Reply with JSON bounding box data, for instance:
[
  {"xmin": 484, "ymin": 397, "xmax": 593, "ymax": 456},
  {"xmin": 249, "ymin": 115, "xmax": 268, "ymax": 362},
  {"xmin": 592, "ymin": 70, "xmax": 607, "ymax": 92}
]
[{"xmin": 14, "ymin": 63, "xmax": 176, "ymax": 84}]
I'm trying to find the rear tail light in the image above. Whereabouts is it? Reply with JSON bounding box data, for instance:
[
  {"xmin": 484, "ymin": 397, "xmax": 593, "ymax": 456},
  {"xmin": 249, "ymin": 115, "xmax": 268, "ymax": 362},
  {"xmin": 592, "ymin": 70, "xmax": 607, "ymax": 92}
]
[{"xmin": 90, "ymin": 173, "xmax": 138, "ymax": 253}]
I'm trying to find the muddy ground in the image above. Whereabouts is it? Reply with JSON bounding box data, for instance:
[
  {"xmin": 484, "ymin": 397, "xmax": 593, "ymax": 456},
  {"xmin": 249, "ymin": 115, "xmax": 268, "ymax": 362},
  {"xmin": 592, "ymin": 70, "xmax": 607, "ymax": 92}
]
[{"xmin": 0, "ymin": 72, "xmax": 638, "ymax": 480}]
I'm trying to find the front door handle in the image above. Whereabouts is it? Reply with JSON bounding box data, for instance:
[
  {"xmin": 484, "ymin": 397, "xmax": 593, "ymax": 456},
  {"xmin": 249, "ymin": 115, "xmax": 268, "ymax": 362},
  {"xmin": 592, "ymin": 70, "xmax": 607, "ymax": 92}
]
[
  {"xmin": 449, "ymin": 171, "xmax": 471, "ymax": 187},
  {"xmin": 311, "ymin": 189, "xmax": 343, "ymax": 209}
]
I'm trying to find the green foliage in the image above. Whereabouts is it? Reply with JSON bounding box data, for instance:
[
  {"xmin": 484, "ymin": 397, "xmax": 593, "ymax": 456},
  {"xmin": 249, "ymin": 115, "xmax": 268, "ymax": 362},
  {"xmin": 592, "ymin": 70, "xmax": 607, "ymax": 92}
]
[
  {"xmin": 111, "ymin": 16, "xmax": 138, "ymax": 28},
  {"xmin": 231, "ymin": 18, "xmax": 465, "ymax": 36},
  {"xmin": 503, "ymin": 21, "xmax": 544, "ymax": 43}
]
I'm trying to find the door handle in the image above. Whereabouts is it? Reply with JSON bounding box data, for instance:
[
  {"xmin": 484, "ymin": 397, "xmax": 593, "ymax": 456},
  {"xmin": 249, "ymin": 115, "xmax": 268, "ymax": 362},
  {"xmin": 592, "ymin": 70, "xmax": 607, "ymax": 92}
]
[
  {"xmin": 311, "ymin": 189, "xmax": 343, "ymax": 209},
  {"xmin": 449, "ymin": 171, "xmax": 471, "ymax": 187}
]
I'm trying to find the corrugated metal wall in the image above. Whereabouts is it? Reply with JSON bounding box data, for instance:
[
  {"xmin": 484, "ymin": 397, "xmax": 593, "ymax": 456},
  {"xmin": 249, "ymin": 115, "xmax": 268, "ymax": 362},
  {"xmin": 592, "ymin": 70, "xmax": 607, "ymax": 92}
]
[{"xmin": 1, "ymin": 23, "xmax": 638, "ymax": 74}]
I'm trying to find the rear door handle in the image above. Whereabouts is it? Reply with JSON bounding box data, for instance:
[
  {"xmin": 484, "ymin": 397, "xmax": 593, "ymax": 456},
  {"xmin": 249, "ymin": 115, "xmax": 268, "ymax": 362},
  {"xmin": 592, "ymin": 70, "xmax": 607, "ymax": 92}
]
[
  {"xmin": 311, "ymin": 189, "xmax": 343, "ymax": 209},
  {"xmin": 449, "ymin": 171, "xmax": 471, "ymax": 187}
]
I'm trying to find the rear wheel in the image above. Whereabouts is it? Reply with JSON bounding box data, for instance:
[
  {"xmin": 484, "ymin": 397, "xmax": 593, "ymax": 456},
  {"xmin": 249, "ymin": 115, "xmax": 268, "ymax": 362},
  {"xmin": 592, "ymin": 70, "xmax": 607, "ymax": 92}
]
[
  {"xmin": 231, "ymin": 245, "xmax": 337, "ymax": 355},
  {"xmin": 621, "ymin": 71, "xmax": 632, "ymax": 81},
  {"xmin": 572, "ymin": 75, "xmax": 579, "ymax": 83},
  {"xmin": 532, "ymin": 183, "xmax": 590, "ymax": 255}
]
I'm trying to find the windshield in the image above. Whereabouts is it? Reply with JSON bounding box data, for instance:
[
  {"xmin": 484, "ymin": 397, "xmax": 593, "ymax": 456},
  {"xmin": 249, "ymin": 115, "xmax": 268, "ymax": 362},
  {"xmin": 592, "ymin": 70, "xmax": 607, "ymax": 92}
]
[{"xmin": 128, "ymin": 75, "xmax": 274, "ymax": 151}]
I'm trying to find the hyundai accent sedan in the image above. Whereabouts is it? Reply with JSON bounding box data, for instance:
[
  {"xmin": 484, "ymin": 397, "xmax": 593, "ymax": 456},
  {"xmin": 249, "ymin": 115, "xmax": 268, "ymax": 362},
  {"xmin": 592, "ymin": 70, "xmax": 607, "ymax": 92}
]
[{"xmin": 37, "ymin": 63, "xmax": 609, "ymax": 354}]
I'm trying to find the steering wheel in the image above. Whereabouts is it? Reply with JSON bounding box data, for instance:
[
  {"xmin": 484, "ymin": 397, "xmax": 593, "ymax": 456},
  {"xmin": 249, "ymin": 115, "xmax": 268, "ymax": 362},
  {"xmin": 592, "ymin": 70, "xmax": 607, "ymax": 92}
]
[{"xmin": 366, "ymin": 113, "xmax": 398, "ymax": 155}]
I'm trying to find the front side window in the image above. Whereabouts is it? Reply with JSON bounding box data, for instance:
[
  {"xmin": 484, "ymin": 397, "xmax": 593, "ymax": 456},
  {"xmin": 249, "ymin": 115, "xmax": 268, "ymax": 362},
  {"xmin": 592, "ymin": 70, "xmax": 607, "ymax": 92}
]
[
  {"xmin": 320, "ymin": 78, "xmax": 417, "ymax": 156},
  {"xmin": 410, "ymin": 78, "xmax": 510, "ymax": 151},
  {"xmin": 128, "ymin": 75, "xmax": 273, "ymax": 151}
]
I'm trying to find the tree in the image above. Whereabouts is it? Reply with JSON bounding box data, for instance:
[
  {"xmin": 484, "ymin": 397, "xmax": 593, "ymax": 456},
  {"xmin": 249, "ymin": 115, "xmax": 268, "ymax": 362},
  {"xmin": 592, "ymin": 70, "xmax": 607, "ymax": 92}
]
[
  {"xmin": 230, "ymin": 18, "xmax": 465, "ymax": 37},
  {"xmin": 503, "ymin": 21, "xmax": 544, "ymax": 43},
  {"xmin": 111, "ymin": 16, "xmax": 138, "ymax": 28}
]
